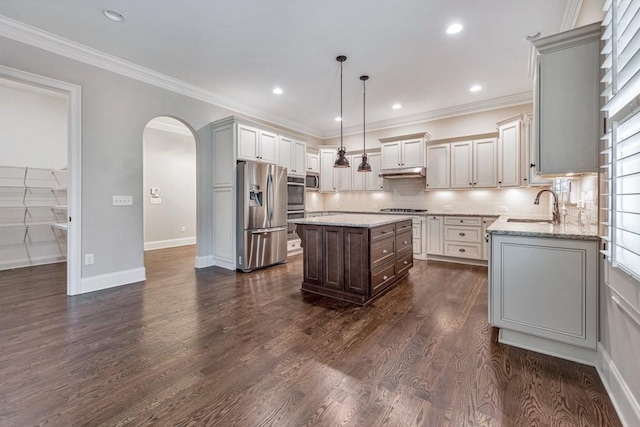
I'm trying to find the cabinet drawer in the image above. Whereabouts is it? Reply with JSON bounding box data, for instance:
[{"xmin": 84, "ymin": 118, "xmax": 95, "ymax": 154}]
[
  {"xmin": 370, "ymin": 223, "xmax": 395, "ymax": 242},
  {"xmin": 396, "ymin": 230, "xmax": 413, "ymax": 253},
  {"xmin": 444, "ymin": 216, "xmax": 482, "ymax": 226},
  {"xmin": 396, "ymin": 220, "xmax": 412, "ymax": 234},
  {"xmin": 287, "ymin": 239, "xmax": 302, "ymax": 254},
  {"xmin": 396, "ymin": 251, "xmax": 413, "ymax": 277},
  {"xmin": 444, "ymin": 226, "xmax": 482, "ymax": 243},
  {"xmin": 444, "ymin": 242, "xmax": 482, "ymax": 259},
  {"xmin": 371, "ymin": 261, "xmax": 397, "ymax": 295},
  {"xmin": 371, "ymin": 236, "xmax": 396, "ymax": 268}
]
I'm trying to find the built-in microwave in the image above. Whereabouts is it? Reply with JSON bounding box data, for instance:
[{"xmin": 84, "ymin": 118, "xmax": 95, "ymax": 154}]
[
  {"xmin": 287, "ymin": 176, "xmax": 305, "ymax": 211},
  {"xmin": 305, "ymin": 174, "xmax": 319, "ymax": 190}
]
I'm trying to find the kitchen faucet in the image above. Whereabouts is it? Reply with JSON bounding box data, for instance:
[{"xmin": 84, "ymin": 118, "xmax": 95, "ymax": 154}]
[{"xmin": 534, "ymin": 189, "xmax": 561, "ymax": 224}]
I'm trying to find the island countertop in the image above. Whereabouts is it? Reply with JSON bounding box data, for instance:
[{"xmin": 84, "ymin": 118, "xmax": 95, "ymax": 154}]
[{"xmin": 288, "ymin": 213, "xmax": 409, "ymax": 228}]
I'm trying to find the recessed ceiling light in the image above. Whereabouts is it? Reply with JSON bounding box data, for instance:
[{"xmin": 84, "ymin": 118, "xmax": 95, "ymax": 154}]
[
  {"xmin": 335, "ymin": 117, "xmax": 342, "ymax": 122},
  {"xmin": 103, "ymin": 9, "xmax": 125, "ymax": 22},
  {"xmin": 392, "ymin": 103, "xmax": 402, "ymax": 110},
  {"xmin": 272, "ymin": 87, "xmax": 283, "ymax": 95},
  {"xmin": 446, "ymin": 23, "xmax": 463, "ymax": 35},
  {"xmin": 470, "ymin": 85, "xmax": 482, "ymax": 92}
]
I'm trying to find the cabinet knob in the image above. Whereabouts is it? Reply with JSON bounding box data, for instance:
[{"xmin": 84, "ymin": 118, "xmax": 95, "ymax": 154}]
[
  {"xmin": 498, "ymin": 181, "xmax": 502, "ymax": 184},
  {"xmin": 381, "ymin": 231, "xmax": 387, "ymax": 234},
  {"xmin": 460, "ymin": 220, "xmax": 463, "ymax": 223},
  {"xmin": 403, "ymin": 260, "xmax": 408, "ymax": 265},
  {"xmin": 459, "ymin": 248, "xmax": 466, "ymax": 253},
  {"xmin": 383, "ymin": 275, "xmax": 388, "ymax": 280},
  {"xmin": 459, "ymin": 232, "xmax": 465, "ymax": 236},
  {"xmin": 469, "ymin": 182, "xmax": 472, "ymax": 186},
  {"xmin": 403, "ymin": 240, "xmax": 408, "ymax": 244},
  {"xmin": 382, "ymin": 249, "xmax": 388, "ymax": 254},
  {"xmin": 530, "ymin": 163, "xmax": 536, "ymax": 168}
]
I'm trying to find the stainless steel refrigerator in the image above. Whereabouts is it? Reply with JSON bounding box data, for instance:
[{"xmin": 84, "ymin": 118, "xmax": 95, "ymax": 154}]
[{"xmin": 237, "ymin": 161, "xmax": 288, "ymax": 272}]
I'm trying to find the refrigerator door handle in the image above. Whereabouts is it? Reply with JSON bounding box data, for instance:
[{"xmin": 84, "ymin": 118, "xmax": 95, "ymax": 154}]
[
  {"xmin": 250, "ymin": 227, "xmax": 286, "ymax": 234},
  {"xmin": 267, "ymin": 172, "xmax": 274, "ymax": 222}
]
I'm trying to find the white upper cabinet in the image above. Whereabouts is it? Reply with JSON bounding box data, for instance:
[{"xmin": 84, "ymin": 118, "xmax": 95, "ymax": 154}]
[
  {"xmin": 381, "ymin": 141, "xmax": 402, "ymax": 169},
  {"xmin": 401, "ymin": 139, "xmax": 425, "ymax": 168},
  {"xmin": 497, "ymin": 118, "xmax": 521, "ymax": 187},
  {"xmin": 237, "ymin": 124, "xmax": 277, "ymax": 164},
  {"xmin": 426, "ymin": 143, "xmax": 450, "ymax": 189},
  {"xmin": 380, "ymin": 138, "xmax": 425, "ymax": 170},
  {"xmin": 351, "ymin": 154, "xmax": 366, "ymax": 191},
  {"xmin": 533, "ymin": 23, "xmax": 600, "ymax": 175},
  {"xmin": 335, "ymin": 161, "xmax": 352, "ymax": 192},
  {"xmin": 319, "ymin": 149, "xmax": 337, "ymax": 192},
  {"xmin": 365, "ymin": 153, "xmax": 383, "ymax": 191},
  {"xmin": 523, "ymin": 113, "xmax": 552, "ymax": 186},
  {"xmin": 279, "ymin": 137, "xmax": 306, "ymax": 177},
  {"xmin": 306, "ymin": 151, "xmax": 320, "ymax": 174},
  {"xmin": 451, "ymin": 139, "xmax": 497, "ymax": 189}
]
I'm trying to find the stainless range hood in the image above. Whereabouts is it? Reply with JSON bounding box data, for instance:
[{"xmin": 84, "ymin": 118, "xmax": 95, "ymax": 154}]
[{"xmin": 379, "ymin": 167, "xmax": 426, "ymax": 179}]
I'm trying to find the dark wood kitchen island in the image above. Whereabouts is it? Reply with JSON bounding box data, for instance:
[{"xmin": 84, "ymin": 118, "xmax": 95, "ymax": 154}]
[{"xmin": 289, "ymin": 214, "xmax": 413, "ymax": 305}]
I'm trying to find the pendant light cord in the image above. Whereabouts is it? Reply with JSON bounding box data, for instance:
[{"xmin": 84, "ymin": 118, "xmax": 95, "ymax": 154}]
[
  {"xmin": 362, "ymin": 78, "xmax": 366, "ymax": 154},
  {"xmin": 340, "ymin": 59, "xmax": 344, "ymax": 151}
]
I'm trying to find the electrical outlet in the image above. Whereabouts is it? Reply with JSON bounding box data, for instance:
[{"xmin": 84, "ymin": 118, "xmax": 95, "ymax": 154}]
[
  {"xmin": 499, "ymin": 205, "xmax": 509, "ymax": 212},
  {"xmin": 113, "ymin": 195, "xmax": 133, "ymax": 206},
  {"xmin": 181, "ymin": 226, "xmax": 186, "ymax": 232},
  {"xmin": 150, "ymin": 198, "xmax": 162, "ymax": 204},
  {"xmin": 443, "ymin": 205, "xmax": 452, "ymax": 211},
  {"xmin": 85, "ymin": 254, "xmax": 94, "ymax": 265}
]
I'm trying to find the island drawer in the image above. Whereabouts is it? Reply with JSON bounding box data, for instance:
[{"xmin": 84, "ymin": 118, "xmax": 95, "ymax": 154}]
[
  {"xmin": 396, "ymin": 251, "xmax": 413, "ymax": 277},
  {"xmin": 371, "ymin": 236, "xmax": 396, "ymax": 268},
  {"xmin": 444, "ymin": 216, "xmax": 482, "ymax": 226},
  {"xmin": 444, "ymin": 242, "xmax": 482, "ymax": 259},
  {"xmin": 396, "ymin": 230, "xmax": 413, "ymax": 253},
  {"xmin": 371, "ymin": 261, "xmax": 397, "ymax": 295},
  {"xmin": 396, "ymin": 220, "xmax": 413, "ymax": 234},
  {"xmin": 370, "ymin": 223, "xmax": 396, "ymax": 242},
  {"xmin": 444, "ymin": 226, "xmax": 482, "ymax": 243}
]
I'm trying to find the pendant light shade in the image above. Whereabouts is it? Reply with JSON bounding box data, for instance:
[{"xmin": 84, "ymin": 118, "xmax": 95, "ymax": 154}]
[
  {"xmin": 334, "ymin": 55, "xmax": 350, "ymax": 168},
  {"xmin": 358, "ymin": 75, "xmax": 372, "ymax": 172}
]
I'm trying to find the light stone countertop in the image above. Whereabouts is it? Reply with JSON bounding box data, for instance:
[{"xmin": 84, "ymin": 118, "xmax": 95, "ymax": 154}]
[
  {"xmin": 487, "ymin": 215, "xmax": 600, "ymax": 241},
  {"xmin": 288, "ymin": 214, "xmax": 410, "ymax": 228},
  {"xmin": 305, "ymin": 210, "xmax": 501, "ymax": 218}
]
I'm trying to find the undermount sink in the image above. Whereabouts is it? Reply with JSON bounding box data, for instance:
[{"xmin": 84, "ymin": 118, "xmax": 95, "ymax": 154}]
[{"xmin": 507, "ymin": 218, "xmax": 555, "ymax": 225}]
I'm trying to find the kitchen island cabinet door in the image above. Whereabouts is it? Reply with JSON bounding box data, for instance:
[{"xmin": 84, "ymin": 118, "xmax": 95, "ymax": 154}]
[
  {"xmin": 344, "ymin": 227, "xmax": 369, "ymax": 295},
  {"xmin": 300, "ymin": 224, "xmax": 323, "ymax": 287},
  {"xmin": 322, "ymin": 226, "xmax": 344, "ymax": 290}
]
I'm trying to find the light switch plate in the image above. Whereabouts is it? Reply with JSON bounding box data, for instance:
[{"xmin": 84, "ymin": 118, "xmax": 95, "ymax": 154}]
[
  {"xmin": 113, "ymin": 195, "xmax": 133, "ymax": 206},
  {"xmin": 85, "ymin": 254, "xmax": 94, "ymax": 265}
]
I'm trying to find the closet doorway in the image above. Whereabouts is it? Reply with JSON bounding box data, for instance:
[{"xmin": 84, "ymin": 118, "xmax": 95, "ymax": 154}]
[
  {"xmin": 142, "ymin": 117, "xmax": 197, "ymax": 272},
  {"xmin": 0, "ymin": 66, "xmax": 81, "ymax": 295}
]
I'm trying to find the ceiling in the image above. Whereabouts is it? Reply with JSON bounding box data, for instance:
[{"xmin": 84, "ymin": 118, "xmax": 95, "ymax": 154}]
[{"xmin": 0, "ymin": 0, "xmax": 572, "ymax": 138}]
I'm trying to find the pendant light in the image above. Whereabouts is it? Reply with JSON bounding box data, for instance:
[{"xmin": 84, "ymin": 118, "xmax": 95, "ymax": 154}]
[
  {"xmin": 334, "ymin": 55, "xmax": 350, "ymax": 168},
  {"xmin": 358, "ymin": 75, "xmax": 372, "ymax": 172}
]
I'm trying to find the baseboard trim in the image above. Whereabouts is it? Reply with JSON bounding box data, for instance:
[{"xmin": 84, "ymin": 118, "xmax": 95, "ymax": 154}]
[
  {"xmin": 78, "ymin": 267, "xmax": 146, "ymax": 295},
  {"xmin": 144, "ymin": 237, "xmax": 196, "ymax": 251},
  {"xmin": 213, "ymin": 258, "xmax": 236, "ymax": 271},
  {"xmin": 596, "ymin": 344, "xmax": 640, "ymax": 427},
  {"xmin": 0, "ymin": 255, "xmax": 66, "ymax": 271},
  {"xmin": 498, "ymin": 329, "xmax": 596, "ymax": 366},
  {"xmin": 194, "ymin": 255, "xmax": 214, "ymax": 269}
]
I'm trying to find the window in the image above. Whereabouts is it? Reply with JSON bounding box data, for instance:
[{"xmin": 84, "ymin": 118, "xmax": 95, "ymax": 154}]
[{"xmin": 601, "ymin": 0, "xmax": 640, "ymax": 281}]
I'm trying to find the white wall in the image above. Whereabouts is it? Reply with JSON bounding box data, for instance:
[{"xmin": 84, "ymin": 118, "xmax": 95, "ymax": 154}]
[
  {"xmin": 0, "ymin": 78, "xmax": 67, "ymax": 168},
  {"xmin": 143, "ymin": 122, "xmax": 196, "ymax": 250}
]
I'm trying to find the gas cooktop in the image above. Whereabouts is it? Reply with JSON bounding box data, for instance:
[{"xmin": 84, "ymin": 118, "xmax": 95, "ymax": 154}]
[{"xmin": 380, "ymin": 208, "xmax": 428, "ymax": 213}]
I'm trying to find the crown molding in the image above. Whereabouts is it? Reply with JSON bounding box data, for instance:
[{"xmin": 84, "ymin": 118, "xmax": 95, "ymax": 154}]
[
  {"xmin": 0, "ymin": 15, "xmax": 325, "ymax": 138},
  {"xmin": 324, "ymin": 91, "xmax": 533, "ymax": 139},
  {"xmin": 560, "ymin": 0, "xmax": 584, "ymax": 31}
]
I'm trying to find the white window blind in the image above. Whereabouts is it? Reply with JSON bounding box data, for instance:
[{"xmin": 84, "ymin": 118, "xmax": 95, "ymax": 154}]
[{"xmin": 601, "ymin": 0, "xmax": 640, "ymax": 282}]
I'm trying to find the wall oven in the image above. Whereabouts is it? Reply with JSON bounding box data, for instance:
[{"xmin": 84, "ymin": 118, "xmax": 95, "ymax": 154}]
[{"xmin": 287, "ymin": 176, "xmax": 305, "ymax": 211}]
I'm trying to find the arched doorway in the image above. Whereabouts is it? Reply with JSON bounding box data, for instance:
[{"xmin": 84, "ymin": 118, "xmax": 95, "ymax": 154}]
[{"xmin": 142, "ymin": 116, "xmax": 198, "ymax": 273}]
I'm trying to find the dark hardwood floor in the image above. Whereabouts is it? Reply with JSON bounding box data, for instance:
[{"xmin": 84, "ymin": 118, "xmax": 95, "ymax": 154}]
[{"xmin": 0, "ymin": 246, "xmax": 621, "ymax": 426}]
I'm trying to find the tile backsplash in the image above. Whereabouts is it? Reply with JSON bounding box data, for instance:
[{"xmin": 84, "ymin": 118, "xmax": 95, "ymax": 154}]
[{"xmin": 309, "ymin": 179, "xmax": 554, "ymax": 217}]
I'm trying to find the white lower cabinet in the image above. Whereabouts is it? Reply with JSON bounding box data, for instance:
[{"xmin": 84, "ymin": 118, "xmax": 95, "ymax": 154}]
[
  {"xmin": 411, "ymin": 216, "xmax": 427, "ymax": 260},
  {"xmin": 442, "ymin": 216, "xmax": 483, "ymax": 260},
  {"xmin": 426, "ymin": 216, "xmax": 443, "ymax": 255},
  {"xmin": 489, "ymin": 234, "xmax": 598, "ymax": 364},
  {"xmin": 481, "ymin": 217, "xmax": 498, "ymax": 260}
]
